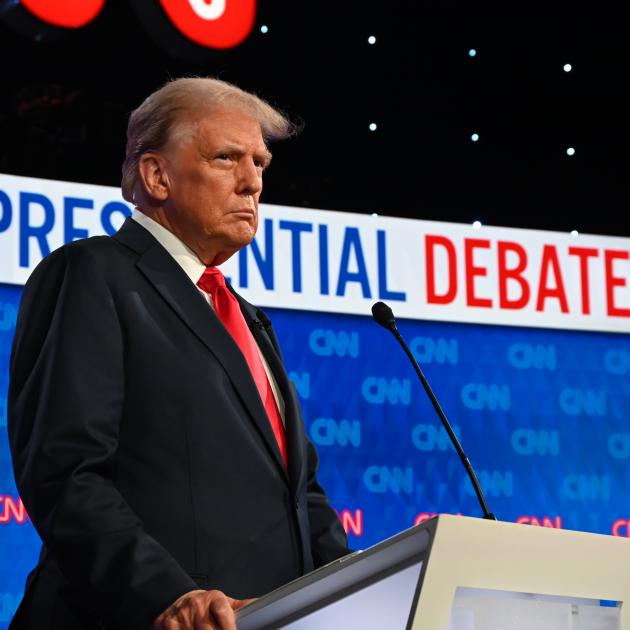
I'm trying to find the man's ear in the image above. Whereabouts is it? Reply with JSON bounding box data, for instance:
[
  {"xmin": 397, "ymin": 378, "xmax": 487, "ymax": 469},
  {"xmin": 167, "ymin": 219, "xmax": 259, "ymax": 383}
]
[{"xmin": 138, "ymin": 152, "xmax": 170, "ymax": 202}]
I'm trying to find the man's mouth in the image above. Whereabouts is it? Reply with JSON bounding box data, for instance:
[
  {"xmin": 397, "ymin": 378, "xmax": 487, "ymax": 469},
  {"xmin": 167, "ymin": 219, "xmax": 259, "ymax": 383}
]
[{"xmin": 230, "ymin": 208, "xmax": 255, "ymax": 218}]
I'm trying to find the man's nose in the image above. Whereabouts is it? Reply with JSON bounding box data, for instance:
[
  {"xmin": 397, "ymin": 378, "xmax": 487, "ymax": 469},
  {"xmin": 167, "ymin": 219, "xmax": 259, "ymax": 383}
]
[{"xmin": 236, "ymin": 159, "xmax": 263, "ymax": 195}]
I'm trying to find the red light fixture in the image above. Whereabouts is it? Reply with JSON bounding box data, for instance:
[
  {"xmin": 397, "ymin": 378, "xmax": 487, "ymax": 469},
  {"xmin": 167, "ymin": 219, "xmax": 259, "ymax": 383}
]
[{"xmin": 20, "ymin": 0, "xmax": 106, "ymax": 29}]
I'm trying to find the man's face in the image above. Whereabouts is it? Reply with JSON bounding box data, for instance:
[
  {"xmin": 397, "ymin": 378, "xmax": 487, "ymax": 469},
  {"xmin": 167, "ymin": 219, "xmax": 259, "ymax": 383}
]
[{"xmin": 157, "ymin": 107, "xmax": 272, "ymax": 265}]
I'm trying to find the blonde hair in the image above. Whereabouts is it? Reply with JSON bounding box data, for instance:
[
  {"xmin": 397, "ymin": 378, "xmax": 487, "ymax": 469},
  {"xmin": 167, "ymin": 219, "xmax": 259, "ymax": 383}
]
[{"xmin": 121, "ymin": 77, "xmax": 295, "ymax": 202}]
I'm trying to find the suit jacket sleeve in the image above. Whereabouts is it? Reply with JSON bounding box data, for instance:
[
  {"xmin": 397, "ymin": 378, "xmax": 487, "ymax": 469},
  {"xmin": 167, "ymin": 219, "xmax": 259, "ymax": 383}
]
[{"xmin": 8, "ymin": 244, "xmax": 197, "ymax": 628}]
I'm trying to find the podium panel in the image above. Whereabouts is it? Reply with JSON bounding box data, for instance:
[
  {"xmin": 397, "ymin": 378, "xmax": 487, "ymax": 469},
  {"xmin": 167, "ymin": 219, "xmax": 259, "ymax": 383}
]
[{"xmin": 414, "ymin": 516, "xmax": 630, "ymax": 629}]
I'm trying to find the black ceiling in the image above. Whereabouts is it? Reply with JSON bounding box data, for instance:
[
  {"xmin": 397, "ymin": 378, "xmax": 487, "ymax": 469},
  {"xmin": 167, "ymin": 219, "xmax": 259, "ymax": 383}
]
[{"xmin": 0, "ymin": 0, "xmax": 628, "ymax": 236}]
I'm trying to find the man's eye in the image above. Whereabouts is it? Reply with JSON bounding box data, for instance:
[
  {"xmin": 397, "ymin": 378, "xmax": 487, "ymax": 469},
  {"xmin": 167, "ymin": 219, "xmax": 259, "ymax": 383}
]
[{"xmin": 217, "ymin": 154, "xmax": 230, "ymax": 160}]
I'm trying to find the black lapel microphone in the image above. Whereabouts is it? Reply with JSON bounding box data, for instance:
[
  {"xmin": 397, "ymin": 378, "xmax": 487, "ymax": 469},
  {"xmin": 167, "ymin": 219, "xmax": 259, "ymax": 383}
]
[
  {"xmin": 256, "ymin": 309, "xmax": 273, "ymax": 332},
  {"xmin": 371, "ymin": 301, "xmax": 497, "ymax": 521},
  {"xmin": 250, "ymin": 309, "xmax": 273, "ymax": 333}
]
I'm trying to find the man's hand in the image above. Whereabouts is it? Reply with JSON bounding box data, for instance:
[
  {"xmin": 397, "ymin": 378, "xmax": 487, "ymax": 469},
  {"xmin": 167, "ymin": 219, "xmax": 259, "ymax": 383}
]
[{"xmin": 153, "ymin": 589, "xmax": 255, "ymax": 629}]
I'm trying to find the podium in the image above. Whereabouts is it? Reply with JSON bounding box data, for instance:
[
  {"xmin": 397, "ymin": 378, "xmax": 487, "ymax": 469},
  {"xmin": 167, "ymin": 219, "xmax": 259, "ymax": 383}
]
[{"xmin": 236, "ymin": 514, "xmax": 630, "ymax": 629}]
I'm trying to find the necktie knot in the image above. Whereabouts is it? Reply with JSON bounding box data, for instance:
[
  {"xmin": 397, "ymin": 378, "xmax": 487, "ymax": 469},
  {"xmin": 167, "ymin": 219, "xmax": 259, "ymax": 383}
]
[{"xmin": 197, "ymin": 266, "xmax": 226, "ymax": 293}]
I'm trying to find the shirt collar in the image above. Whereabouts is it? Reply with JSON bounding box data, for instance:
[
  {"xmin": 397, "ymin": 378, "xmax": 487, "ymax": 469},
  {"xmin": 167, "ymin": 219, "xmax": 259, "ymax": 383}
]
[{"xmin": 131, "ymin": 209, "xmax": 206, "ymax": 285}]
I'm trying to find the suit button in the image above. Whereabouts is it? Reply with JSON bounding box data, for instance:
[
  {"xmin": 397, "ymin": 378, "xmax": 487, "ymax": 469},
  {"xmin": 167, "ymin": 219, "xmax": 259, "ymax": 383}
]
[{"xmin": 294, "ymin": 497, "xmax": 300, "ymax": 510}]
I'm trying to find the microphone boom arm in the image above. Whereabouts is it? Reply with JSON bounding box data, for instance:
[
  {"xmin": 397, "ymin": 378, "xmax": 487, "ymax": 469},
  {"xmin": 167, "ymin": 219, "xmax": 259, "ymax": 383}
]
[{"xmin": 372, "ymin": 301, "xmax": 496, "ymax": 521}]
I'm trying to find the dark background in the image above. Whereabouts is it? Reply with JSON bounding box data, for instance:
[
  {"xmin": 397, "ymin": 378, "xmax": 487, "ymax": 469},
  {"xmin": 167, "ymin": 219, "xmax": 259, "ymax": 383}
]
[{"xmin": 1, "ymin": 0, "xmax": 628, "ymax": 236}]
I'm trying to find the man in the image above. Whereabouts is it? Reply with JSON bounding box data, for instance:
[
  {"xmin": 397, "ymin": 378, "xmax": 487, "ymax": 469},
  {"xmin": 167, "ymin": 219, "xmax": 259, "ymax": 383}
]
[{"xmin": 8, "ymin": 77, "xmax": 349, "ymax": 629}]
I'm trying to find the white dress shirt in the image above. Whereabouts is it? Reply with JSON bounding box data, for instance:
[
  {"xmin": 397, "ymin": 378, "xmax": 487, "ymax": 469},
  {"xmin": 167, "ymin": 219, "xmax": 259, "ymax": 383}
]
[{"xmin": 131, "ymin": 209, "xmax": 285, "ymax": 424}]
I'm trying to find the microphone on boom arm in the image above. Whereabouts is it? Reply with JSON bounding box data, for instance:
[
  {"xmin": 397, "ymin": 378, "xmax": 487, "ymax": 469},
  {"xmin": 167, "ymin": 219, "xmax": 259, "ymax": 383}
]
[{"xmin": 371, "ymin": 301, "xmax": 497, "ymax": 521}]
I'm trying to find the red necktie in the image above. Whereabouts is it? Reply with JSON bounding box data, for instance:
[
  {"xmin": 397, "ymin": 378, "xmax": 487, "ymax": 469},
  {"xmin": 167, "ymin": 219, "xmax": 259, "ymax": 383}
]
[{"xmin": 197, "ymin": 266, "xmax": 287, "ymax": 467}]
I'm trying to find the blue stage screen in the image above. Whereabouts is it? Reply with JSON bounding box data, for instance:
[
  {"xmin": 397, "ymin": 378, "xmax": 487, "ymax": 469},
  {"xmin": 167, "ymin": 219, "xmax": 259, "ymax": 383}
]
[{"xmin": 1, "ymin": 282, "xmax": 628, "ymax": 625}]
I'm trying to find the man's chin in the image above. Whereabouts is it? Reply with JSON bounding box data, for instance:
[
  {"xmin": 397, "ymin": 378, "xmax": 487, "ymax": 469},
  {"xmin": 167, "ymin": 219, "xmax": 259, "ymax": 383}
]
[
  {"xmin": 209, "ymin": 233, "xmax": 256, "ymax": 266},
  {"xmin": 232, "ymin": 226, "xmax": 257, "ymax": 247}
]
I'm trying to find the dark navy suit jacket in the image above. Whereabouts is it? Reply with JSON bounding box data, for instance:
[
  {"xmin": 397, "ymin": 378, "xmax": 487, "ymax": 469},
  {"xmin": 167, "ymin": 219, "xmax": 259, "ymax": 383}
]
[{"xmin": 8, "ymin": 218, "xmax": 348, "ymax": 628}]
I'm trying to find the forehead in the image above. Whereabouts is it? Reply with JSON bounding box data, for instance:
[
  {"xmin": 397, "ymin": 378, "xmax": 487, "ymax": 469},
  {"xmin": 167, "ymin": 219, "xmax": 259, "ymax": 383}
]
[{"xmin": 176, "ymin": 107, "xmax": 267, "ymax": 152}]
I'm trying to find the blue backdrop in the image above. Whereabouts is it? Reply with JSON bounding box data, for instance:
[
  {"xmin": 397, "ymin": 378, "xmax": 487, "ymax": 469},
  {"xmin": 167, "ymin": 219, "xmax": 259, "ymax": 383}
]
[{"xmin": 0, "ymin": 282, "xmax": 629, "ymax": 625}]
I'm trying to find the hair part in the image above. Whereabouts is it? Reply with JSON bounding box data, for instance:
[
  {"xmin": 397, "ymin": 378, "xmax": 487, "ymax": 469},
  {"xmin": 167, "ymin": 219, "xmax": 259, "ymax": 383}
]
[{"xmin": 121, "ymin": 77, "xmax": 296, "ymax": 202}]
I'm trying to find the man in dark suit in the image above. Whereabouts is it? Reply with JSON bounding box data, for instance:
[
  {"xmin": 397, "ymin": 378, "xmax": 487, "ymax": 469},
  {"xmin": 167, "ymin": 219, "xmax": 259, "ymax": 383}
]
[{"xmin": 8, "ymin": 77, "xmax": 348, "ymax": 629}]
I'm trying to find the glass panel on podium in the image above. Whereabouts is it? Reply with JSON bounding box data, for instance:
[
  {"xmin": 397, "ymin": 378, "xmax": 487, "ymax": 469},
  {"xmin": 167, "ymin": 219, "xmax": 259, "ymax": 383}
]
[
  {"xmin": 237, "ymin": 525, "xmax": 433, "ymax": 630},
  {"xmin": 281, "ymin": 560, "xmax": 423, "ymax": 629}
]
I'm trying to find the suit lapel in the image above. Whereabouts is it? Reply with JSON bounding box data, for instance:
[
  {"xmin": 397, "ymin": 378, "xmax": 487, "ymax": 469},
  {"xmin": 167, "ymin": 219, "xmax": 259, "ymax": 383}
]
[
  {"xmin": 236, "ymin": 298, "xmax": 307, "ymax": 495},
  {"xmin": 114, "ymin": 219, "xmax": 289, "ymax": 481}
]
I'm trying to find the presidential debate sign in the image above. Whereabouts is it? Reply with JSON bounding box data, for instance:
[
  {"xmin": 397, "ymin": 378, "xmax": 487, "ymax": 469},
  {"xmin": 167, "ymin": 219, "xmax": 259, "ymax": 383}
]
[
  {"xmin": 0, "ymin": 173, "xmax": 629, "ymax": 332},
  {"xmin": 0, "ymin": 172, "xmax": 629, "ymax": 624}
]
